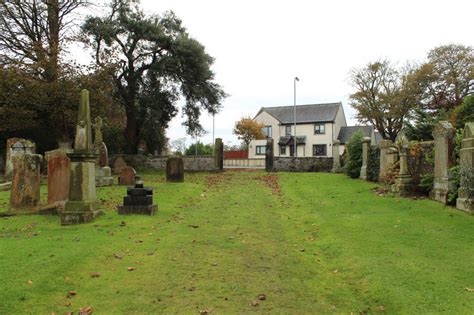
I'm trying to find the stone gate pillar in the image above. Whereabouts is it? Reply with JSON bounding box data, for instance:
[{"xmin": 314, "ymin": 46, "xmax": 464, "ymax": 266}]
[
  {"xmin": 214, "ymin": 138, "xmax": 223, "ymax": 171},
  {"xmin": 379, "ymin": 140, "xmax": 393, "ymax": 183},
  {"xmin": 457, "ymin": 122, "xmax": 474, "ymax": 213},
  {"xmin": 431, "ymin": 121, "xmax": 455, "ymax": 204},
  {"xmin": 359, "ymin": 137, "xmax": 371, "ymax": 180},
  {"xmin": 265, "ymin": 138, "xmax": 274, "ymax": 172},
  {"xmin": 331, "ymin": 140, "xmax": 342, "ymax": 173}
]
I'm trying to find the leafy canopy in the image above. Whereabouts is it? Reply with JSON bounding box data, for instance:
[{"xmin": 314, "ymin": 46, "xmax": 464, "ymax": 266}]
[{"xmin": 233, "ymin": 116, "xmax": 266, "ymax": 146}]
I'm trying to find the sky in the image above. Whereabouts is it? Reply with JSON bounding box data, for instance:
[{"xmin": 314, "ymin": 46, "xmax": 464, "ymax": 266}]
[{"xmin": 95, "ymin": 0, "xmax": 474, "ymax": 148}]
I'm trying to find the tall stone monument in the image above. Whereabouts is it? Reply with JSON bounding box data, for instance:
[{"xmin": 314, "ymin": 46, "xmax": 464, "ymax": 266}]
[
  {"xmin": 457, "ymin": 122, "xmax": 474, "ymax": 213},
  {"xmin": 431, "ymin": 121, "xmax": 455, "ymax": 204},
  {"xmin": 393, "ymin": 131, "xmax": 412, "ymax": 196},
  {"xmin": 379, "ymin": 140, "xmax": 393, "ymax": 183},
  {"xmin": 331, "ymin": 140, "xmax": 343, "ymax": 173},
  {"xmin": 214, "ymin": 138, "xmax": 224, "ymax": 171},
  {"xmin": 265, "ymin": 138, "xmax": 274, "ymax": 172},
  {"xmin": 61, "ymin": 89, "xmax": 100, "ymax": 225},
  {"xmin": 359, "ymin": 137, "xmax": 371, "ymax": 180}
]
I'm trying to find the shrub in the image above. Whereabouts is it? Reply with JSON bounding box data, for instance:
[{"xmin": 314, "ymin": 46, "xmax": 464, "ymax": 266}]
[
  {"xmin": 453, "ymin": 95, "xmax": 474, "ymax": 129},
  {"xmin": 367, "ymin": 145, "xmax": 380, "ymax": 182},
  {"xmin": 344, "ymin": 130, "xmax": 363, "ymax": 178},
  {"xmin": 447, "ymin": 129, "xmax": 464, "ymax": 205}
]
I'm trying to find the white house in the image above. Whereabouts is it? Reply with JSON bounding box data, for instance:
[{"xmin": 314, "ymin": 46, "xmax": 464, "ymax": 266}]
[{"xmin": 248, "ymin": 103, "xmax": 347, "ymax": 158}]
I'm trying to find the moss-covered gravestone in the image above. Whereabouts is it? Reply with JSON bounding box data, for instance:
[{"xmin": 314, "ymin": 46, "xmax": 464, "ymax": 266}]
[
  {"xmin": 9, "ymin": 153, "xmax": 42, "ymax": 210},
  {"xmin": 431, "ymin": 121, "xmax": 455, "ymax": 204},
  {"xmin": 61, "ymin": 90, "xmax": 100, "ymax": 225},
  {"xmin": 457, "ymin": 122, "xmax": 474, "ymax": 213},
  {"xmin": 166, "ymin": 157, "xmax": 184, "ymax": 182}
]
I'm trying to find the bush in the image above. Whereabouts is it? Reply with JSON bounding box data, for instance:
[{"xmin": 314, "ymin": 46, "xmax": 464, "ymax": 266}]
[
  {"xmin": 185, "ymin": 142, "xmax": 214, "ymax": 156},
  {"xmin": 103, "ymin": 124, "xmax": 126, "ymax": 154},
  {"xmin": 453, "ymin": 95, "xmax": 474, "ymax": 129},
  {"xmin": 344, "ymin": 130, "xmax": 363, "ymax": 178},
  {"xmin": 367, "ymin": 145, "xmax": 380, "ymax": 182}
]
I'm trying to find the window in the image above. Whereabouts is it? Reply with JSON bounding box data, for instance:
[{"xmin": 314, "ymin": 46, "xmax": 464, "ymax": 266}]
[
  {"xmin": 285, "ymin": 125, "xmax": 292, "ymax": 136},
  {"xmin": 256, "ymin": 145, "xmax": 266, "ymax": 155},
  {"xmin": 262, "ymin": 126, "xmax": 272, "ymax": 138},
  {"xmin": 314, "ymin": 124, "xmax": 325, "ymax": 134},
  {"xmin": 280, "ymin": 145, "xmax": 286, "ymax": 155},
  {"xmin": 313, "ymin": 144, "xmax": 327, "ymax": 156}
]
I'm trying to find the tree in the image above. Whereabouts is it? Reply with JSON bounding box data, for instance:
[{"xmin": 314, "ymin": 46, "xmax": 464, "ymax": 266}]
[
  {"xmin": 453, "ymin": 95, "xmax": 474, "ymax": 129},
  {"xmin": 344, "ymin": 130, "xmax": 364, "ymax": 178},
  {"xmin": 171, "ymin": 137, "xmax": 187, "ymax": 155},
  {"xmin": 82, "ymin": 0, "xmax": 226, "ymax": 153},
  {"xmin": 233, "ymin": 116, "xmax": 265, "ymax": 147},
  {"xmin": 185, "ymin": 142, "xmax": 213, "ymax": 156},
  {"xmin": 404, "ymin": 108, "xmax": 439, "ymax": 141},
  {"xmin": 409, "ymin": 44, "xmax": 474, "ymax": 114},
  {"xmin": 349, "ymin": 60, "xmax": 416, "ymax": 141}
]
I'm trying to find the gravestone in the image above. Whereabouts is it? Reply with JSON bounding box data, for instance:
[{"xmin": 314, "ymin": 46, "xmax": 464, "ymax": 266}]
[
  {"xmin": 45, "ymin": 149, "xmax": 70, "ymax": 205},
  {"xmin": 456, "ymin": 122, "xmax": 474, "ymax": 213},
  {"xmin": 359, "ymin": 137, "xmax": 371, "ymax": 180},
  {"xmin": 331, "ymin": 140, "xmax": 343, "ymax": 173},
  {"xmin": 95, "ymin": 142, "xmax": 114, "ymax": 186},
  {"xmin": 265, "ymin": 138, "xmax": 274, "ymax": 172},
  {"xmin": 119, "ymin": 166, "xmax": 136, "ymax": 186},
  {"xmin": 117, "ymin": 180, "xmax": 157, "ymax": 215},
  {"xmin": 99, "ymin": 142, "xmax": 108, "ymax": 167},
  {"xmin": 94, "ymin": 117, "xmax": 103, "ymax": 154},
  {"xmin": 214, "ymin": 138, "xmax": 224, "ymax": 171},
  {"xmin": 61, "ymin": 89, "xmax": 99, "ymax": 225},
  {"xmin": 393, "ymin": 131, "xmax": 412, "ymax": 196},
  {"xmin": 166, "ymin": 157, "xmax": 184, "ymax": 182},
  {"xmin": 431, "ymin": 121, "xmax": 455, "ymax": 204},
  {"xmin": 113, "ymin": 157, "xmax": 127, "ymax": 175},
  {"xmin": 9, "ymin": 154, "xmax": 42, "ymax": 210},
  {"xmin": 379, "ymin": 140, "xmax": 394, "ymax": 183},
  {"xmin": 5, "ymin": 138, "xmax": 35, "ymax": 178}
]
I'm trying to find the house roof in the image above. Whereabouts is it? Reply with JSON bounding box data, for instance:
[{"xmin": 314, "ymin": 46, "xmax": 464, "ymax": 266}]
[
  {"xmin": 338, "ymin": 126, "xmax": 374, "ymax": 144},
  {"xmin": 256, "ymin": 103, "xmax": 341, "ymax": 124}
]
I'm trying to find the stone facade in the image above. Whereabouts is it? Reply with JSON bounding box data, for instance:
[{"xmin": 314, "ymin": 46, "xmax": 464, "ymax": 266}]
[
  {"xmin": 265, "ymin": 138, "xmax": 274, "ymax": 171},
  {"xmin": 166, "ymin": 157, "xmax": 184, "ymax": 182},
  {"xmin": 45, "ymin": 149, "xmax": 70, "ymax": 205},
  {"xmin": 359, "ymin": 137, "xmax": 371, "ymax": 180},
  {"xmin": 431, "ymin": 121, "xmax": 455, "ymax": 204},
  {"xmin": 457, "ymin": 122, "xmax": 474, "ymax": 213},
  {"xmin": 273, "ymin": 157, "xmax": 333, "ymax": 172},
  {"xmin": 10, "ymin": 154, "xmax": 42, "ymax": 210}
]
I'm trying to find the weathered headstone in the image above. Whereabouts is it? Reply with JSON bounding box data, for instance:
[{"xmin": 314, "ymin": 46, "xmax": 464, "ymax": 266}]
[
  {"xmin": 166, "ymin": 157, "xmax": 184, "ymax": 182},
  {"xmin": 99, "ymin": 142, "xmax": 108, "ymax": 167},
  {"xmin": 359, "ymin": 137, "xmax": 371, "ymax": 180},
  {"xmin": 61, "ymin": 89, "xmax": 99, "ymax": 225},
  {"xmin": 45, "ymin": 149, "xmax": 70, "ymax": 205},
  {"xmin": 265, "ymin": 138, "xmax": 274, "ymax": 172},
  {"xmin": 119, "ymin": 166, "xmax": 136, "ymax": 186},
  {"xmin": 393, "ymin": 131, "xmax": 412, "ymax": 196},
  {"xmin": 94, "ymin": 117, "xmax": 103, "ymax": 153},
  {"xmin": 331, "ymin": 140, "xmax": 343, "ymax": 173},
  {"xmin": 457, "ymin": 122, "xmax": 474, "ymax": 213},
  {"xmin": 379, "ymin": 140, "xmax": 394, "ymax": 183},
  {"xmin": 117, "ymin": 180, "xmax": 157, "ymax": 215},
  {"xmin": 95, "ymin": 142, "xmax": 114, "ymax": 186},
  {"xmin": 9, "ymin": 154, "xmax": 42, "ymax": 210},
  {"xmin": 113, "ymin": 157, "xmax": 127, "ymax": 175},
  {"xmin": 5, "ymin": 138, "xmax": 35, "ymax": 178},
  {"xmin": 431, "ymin": 121, "xmax": 455, "ymax": 204},
  {"xmin": 214, "ymin": 138, "xmax": 224, "ymax": 171}
]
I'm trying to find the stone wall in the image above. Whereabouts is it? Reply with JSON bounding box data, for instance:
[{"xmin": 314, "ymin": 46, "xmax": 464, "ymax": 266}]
[
  {"xmin": 110, "ymin": 155, "xmax": 219, "ymax": 172},
  {"xmin": 273, "ymin": 157, "xmax": 333, "ymax": 172}
]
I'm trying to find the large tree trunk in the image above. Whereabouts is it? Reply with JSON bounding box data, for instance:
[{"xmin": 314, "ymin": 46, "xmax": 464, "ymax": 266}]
[{"xmin": 124, "ymin": 105, "xmax": 139, "ymax": 154}]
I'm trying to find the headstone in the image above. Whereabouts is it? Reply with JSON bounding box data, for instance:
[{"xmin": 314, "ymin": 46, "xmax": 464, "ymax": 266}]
[
  {"xmin": 5, "ymin": 138, "xmax": 35, "ymax": 178},
  {"xmin": 45, "ymin": 149, "xmax": 70, "ymax": 205},
  {"xmin": 95, "ymin": 142, "xmax": 114, "ymax": 186},
  {"xmin": 117, "ymin": 180, "xmax": 157, "ymax": 215},
  {"xmin": 119, "ymin": 166, "xmax": 136, "ymax": 186},
  {"xmin": 456, "ymin": 122, "xmax": 474, "ymax": 213},
  {"xmin": 99, "ymin": 142, "xmax": 108, "ymax": 167},
  {"xmin": 214, "ymin": 138, "xmax": 224, "ymax": 171},
  {"xmin": 431, "ymin": 121, "xmax": 455, "ymax": 204},
  {"xmin": 265, "ymin": 138, "xmax": 274, "ymax": 172},
  {"xmin": 331, "ymin": 140, "xmax": 343, "ymax": 173},
  {"xmin": 9, "ymin": 154, "xmax": 42, "ymax": 210},
  {"xmin": 61, "ymin": 89, "xmax": 99, "ymax": 225},
  {"xmin": 166, "ymin": 157, "xmax": 184, "ymax": 182},
  {"xmin": 393, "ymin": 131, "xmax": 412, "ymax": 196},
  {"xmin": 113, "ymin": 157, "xmax": 127, "ymax": 175},
  {"xmin": 94, "ymin": 117, "xmax": 103, "ymax": 154},
  {"xmin": 379, "ymin": 140, "xmax": 394, "ymax": 182},
  {"xmin": 359, "ymin": 137, "xmax": 371, "ymax": 180}
]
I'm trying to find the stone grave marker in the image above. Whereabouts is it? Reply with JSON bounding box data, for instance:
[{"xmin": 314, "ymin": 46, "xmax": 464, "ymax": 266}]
[
  {"xmin": 214, "ymin": 138, "xmax": 224, "ymax": 171},
  {"xmin": 5, "ymin": 138, "xmax": 35, "ymax": 178},
  {"xmin": 117, "ymin": 179, "xmax": 157, "ymax": 215},
  {"xmin": 457, "ymin": 122, "xmax": 474, "ymax": 213},
  {"xmin": 10, "ymin": 154, "xmax": 42, "ymax": 210},
  {"xmin": 331, "ymin": 140, "xmax": 343, "ymax": 173},
  {"xmin": 265, "ymin": 138, "xmax": 274, "ymax": 171},
  {"xmin": 119, "ymin": 166, "xmax": 136, "ymax": 186},
  {"xmin": 431, "ymin": 121, "xmax": 455, "ymax": 204},
  {"xmin": 166, "ymin": 157, "xmax": 184, "ymax": 182},
  {"xmin": 359, "ymin": 137, "xmax": 371, "ymax": 180},
  {"xmin": 379, "ymin": 140, "xmax": 394, "ymax": 183},
  {"xmin": 113, "ymin": 157, "xmax": 127, "ymax": 175},
  {"xmin": 45, "ymin": 149, "xmax": 70, "ymax": 205}
]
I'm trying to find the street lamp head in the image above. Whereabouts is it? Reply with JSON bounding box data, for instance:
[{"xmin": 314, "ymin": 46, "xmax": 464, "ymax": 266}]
[{"xmin": 295, "ymin": 76, "xmax": 299, "ymax": 81}]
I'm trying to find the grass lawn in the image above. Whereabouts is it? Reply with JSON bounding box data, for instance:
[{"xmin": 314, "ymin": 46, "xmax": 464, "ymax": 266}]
[{"xmin": 1, "ymin": 171, "xmax": 474, "ymax": 314}]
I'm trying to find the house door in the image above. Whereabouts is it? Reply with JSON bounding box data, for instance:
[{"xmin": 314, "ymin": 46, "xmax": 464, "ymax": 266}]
[{"xmin": 289, "ymin": 145, "xmax": 295, "ymax": 156}]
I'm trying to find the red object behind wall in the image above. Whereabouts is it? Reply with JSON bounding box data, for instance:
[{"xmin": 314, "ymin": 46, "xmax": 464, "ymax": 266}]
[{"xmin": 224, "ymin": 150, "xmax": 248, "ymax": 159}]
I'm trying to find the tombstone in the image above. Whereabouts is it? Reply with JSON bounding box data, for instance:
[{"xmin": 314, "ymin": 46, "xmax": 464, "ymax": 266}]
[
  {"xmin": 431, "ymin": 121, "xmax": 455, "ymax": 204},
  {"xmin": 456, "ymin": 122, "xmax": 474, "ymax": 213},
  {"xmin": 45, "ymin": 149, "xmax": 70, "ymax": 205},
  {"xmin": 379, "ymin": 140, "xmax": 394, "ymax": 183},
  {"xmin": 5, "ymin": 138, "xmax": 35, "ymax": 178},
  {"xmin": 113, "ymin": 157, "xmax": 127, "ymax": 175},
  {"xmin": 331, "ymin": 140, "xmax": 343, "ymax": 173},
  {"xmin": 117, "ymin": 180, "xmax": 157, "ymax": 215},
  {"xmin": 214, "ymin": 138, "xmax": 224, "ymax": 171},
  {"xmin": 61, "ymin": 89, "xmax": 100, "ymax": 225},
  {"xmin": 99, "ymin": 142, "xmax": 108, "ymax": 167},
  {"xmin": 393, "ymin": 131, "xmax": 412, "ymax": 196},
  {"xmin": 9, "ymin": 154, "xmax": 42, "ymax": 210},
  {"xmin": 359, "ymin": 137, "xmax": 371, "ymax": 180},
  {"xmin": 166, "ymin": 157, "xmax": 184, "ymax": 182},
  {"xmin": 94, "ymin": 117, "xmax": 104, "ymax": 154},
  {"xmin": 265, "ymin": 138, "xmax": 274, "ymax": 172},
  {"xmin": 119, "ymin": 166, "xmax": 136, "ymax": 186},
  {"xmin": 95, "ymin": 142, "xmax": 114, "ymax": 186}
]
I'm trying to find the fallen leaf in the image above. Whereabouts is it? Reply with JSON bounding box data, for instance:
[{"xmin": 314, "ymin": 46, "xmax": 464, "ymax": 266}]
[
  {"xmin": 79, "ymin": 306, "xmax": 93, "ymax": 314},
  {"xmin": 127, "ymin": 267, "xmax": 136, "ymax": 271},
  {"xmin": 90, "ymin": 272, "xmax": 101, "ymax": 278},
  {"xmin": 333, "ymin": 269, "xmax": 338, "ymax": 274},
  {"xmin": 199, "ymin": 309, "xmax": 210, "ymax": 314},
  {"xmin": 120, "ymin": 221, "xmax": 126, "ymax": 227},
  {"xmin": 378, "ymin": 305, "xmax": 385, "ymax": 311},
  {"xmin": 67, "ymin": 291, "xmax": 77, "ymax": 298},
  {"xmin": 258, "ymin": 294, "xmax": 267, "ymax": 301},
  {"xmin": 465, "ymin": 287, "xmax": 474, "ymax": 292},
  {"xmin": 26, "ymin": 280, "xmax": 33, "ymax": 285},
  {"xmin": 251, "ymin": 300, "xmax": 259, "ymax": 307},
  {"xmin": 188, "ymin": 225, "xmax": 199, "ymax": 228},
  {"xmin": 114, "ymin": 253, "xmax": 123, "ymax": 259}
]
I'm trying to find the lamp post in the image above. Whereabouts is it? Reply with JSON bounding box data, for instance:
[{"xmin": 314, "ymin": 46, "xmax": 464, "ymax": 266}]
[{"xmin": 294, "ymin": 76, "xmax": 299, "ymax": 157}]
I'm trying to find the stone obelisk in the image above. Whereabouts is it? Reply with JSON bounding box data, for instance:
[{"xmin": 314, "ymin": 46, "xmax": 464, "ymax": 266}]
[{"xmin": 61, "ymin": 90, "xmax": 100, "ymax": 225}]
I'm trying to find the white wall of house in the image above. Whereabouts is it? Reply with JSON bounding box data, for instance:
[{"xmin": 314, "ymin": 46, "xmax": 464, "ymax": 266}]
[{"xmin": 248, "ymin": 139, "xmax": 268, "ymax": 159}]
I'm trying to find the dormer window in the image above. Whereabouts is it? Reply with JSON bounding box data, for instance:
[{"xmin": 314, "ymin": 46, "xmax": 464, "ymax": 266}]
[{"xmin": 314, "ymin": 124, "xmax": 325, "ymax": 134}]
